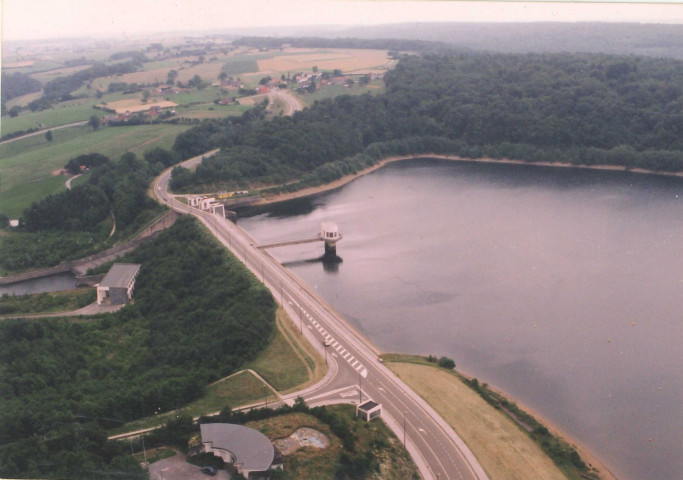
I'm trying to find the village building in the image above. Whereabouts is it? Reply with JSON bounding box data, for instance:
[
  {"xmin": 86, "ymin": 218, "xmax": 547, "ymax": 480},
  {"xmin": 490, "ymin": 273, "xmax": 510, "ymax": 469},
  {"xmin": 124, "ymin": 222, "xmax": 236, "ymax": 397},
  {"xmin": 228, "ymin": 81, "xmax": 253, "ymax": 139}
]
[
  {"xmin": 200, "ymin": 197, "xmax": 217, "ymax": 211},
  {"xmin": 200, "ymin": 423, "xmax": 283, "ymax": 478},
  {"xmin": 188, "ymin": 195, "xmax": 206, "ymax": 208},
  {"xmin": 96, "ymin": 263, "xmax": 141, "ymax": 306}
]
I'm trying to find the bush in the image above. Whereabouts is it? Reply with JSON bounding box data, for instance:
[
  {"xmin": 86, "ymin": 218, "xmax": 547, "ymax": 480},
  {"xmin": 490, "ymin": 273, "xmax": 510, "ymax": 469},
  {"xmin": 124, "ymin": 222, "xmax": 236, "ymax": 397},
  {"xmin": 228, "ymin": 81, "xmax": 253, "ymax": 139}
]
[{"xmin": 437, "ymin": 356, "xmax": 455, "ymax": 370}]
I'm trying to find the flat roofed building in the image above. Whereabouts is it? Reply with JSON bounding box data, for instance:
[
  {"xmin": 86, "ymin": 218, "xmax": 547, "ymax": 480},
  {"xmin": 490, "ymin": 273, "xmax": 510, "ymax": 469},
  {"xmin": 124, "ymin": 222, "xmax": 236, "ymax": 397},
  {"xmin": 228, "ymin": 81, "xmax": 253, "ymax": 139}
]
[
  {"xmin": 200, "ymin": 423, "xmax": 283, "ymax": 478},
  {"xmin": 96, "ymin": 263, "xmax": 141, "ymax": 305},
  {"xmin": 356, "ymin": 400, "xmax": 382, "ymax": 421}
]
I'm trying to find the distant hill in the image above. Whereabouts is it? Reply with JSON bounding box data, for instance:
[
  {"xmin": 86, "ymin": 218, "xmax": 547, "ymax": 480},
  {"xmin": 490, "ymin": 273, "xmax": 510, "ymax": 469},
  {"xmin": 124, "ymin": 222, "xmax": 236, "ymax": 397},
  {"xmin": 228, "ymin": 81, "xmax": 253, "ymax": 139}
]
[{"xmin": 333, "ymin": 22, "xmax": 683, "ymax": 59}]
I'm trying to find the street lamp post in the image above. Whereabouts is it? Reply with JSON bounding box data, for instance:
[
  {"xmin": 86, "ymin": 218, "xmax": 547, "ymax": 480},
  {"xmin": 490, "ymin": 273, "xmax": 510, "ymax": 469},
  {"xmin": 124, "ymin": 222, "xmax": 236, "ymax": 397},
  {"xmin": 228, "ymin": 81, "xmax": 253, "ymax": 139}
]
[
  {"xmin": 403, "ymin": 411, "xmax": 407, "ymax": 447},
  {"xmin": 358, "ymin": 370, "xmax": 362, "ymax": 404}
]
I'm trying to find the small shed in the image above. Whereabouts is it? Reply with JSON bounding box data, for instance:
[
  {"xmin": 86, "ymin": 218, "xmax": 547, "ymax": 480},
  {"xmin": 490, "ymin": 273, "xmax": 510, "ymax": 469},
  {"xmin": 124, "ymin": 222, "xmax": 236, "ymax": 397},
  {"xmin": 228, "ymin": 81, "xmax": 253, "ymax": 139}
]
[
  {"xmin": 356, "ymin": 400, "xmax": 382, "ymax": 421},
  {"xmin": 97, "ymin": 263, "xmax": 141, "ymax": 305}
]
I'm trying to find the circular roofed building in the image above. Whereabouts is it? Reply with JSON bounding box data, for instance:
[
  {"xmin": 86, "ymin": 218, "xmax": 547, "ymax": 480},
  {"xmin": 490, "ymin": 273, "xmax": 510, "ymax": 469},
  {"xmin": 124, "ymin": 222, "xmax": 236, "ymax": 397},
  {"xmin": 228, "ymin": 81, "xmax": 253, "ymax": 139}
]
[{"xmin": 200, "ymin": 423, "xmax": 283, "ymax": 478}]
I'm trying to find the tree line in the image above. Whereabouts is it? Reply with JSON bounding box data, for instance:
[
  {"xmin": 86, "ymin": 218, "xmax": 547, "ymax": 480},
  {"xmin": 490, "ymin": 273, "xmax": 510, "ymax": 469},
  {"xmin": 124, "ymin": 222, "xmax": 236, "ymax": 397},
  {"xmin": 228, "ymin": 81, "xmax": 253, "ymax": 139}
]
[
  {"xmin": 169, "ymin": 51, "xmax": 683, "ymax": 194},
  {"xmin": 28, "ymin": 61, "xmax": 140, "ymax": 110},
  {"xmin": 1, "ymin": 72, "xmax": 43, "ymax": 116},
  {"xmin": 233, "ymin": 35, "xmax": 467, "ymax": 55},
  {"xmin": 0, "ymin": 217, "xmax": 276, "ymax": 478}
]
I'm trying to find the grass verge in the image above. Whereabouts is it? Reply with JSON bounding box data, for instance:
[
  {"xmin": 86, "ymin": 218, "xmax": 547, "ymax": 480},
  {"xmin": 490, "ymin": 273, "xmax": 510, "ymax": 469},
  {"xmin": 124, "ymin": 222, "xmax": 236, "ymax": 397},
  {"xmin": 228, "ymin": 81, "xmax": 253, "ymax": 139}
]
[
  {"xmin": 0, "ymin": 288, "xmax": 96, "ymax": 316},
  {"xmin": 110, "ymin": 307, "xmax": 326, "ymax": 436},
  {"xmin": 386, "ymin": 357, "xmax": 577, "ymax": 480},
  {"xmin": 109, "ymin": 370, "xmax": 276, "ymax": 435},
  {"xmin": 247, "ymin": 307, "xmax": 326, "ymax": 393}
]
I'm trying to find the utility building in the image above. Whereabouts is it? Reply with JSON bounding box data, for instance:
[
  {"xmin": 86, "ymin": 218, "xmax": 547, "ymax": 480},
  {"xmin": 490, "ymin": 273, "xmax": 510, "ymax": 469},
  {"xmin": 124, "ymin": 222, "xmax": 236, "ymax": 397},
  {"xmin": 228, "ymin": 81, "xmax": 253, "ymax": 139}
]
[
  {"xmin": 356, "ymin": 400, "xmax": 382, "ymax": 421},
  {"xmin": 200, "ymin": 423, "xmax": 283, "ymax": 478},
  {"xmin": 96, "ymin": 263, "xmax": 141, "ymax": 305}
]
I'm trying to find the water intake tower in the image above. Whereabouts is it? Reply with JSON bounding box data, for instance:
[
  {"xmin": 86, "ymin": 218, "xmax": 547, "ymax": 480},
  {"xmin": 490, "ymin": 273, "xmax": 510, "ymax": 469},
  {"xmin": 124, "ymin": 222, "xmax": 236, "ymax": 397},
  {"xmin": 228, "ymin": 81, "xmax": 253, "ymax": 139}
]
[{"xmin": 254, "ymin": 222, "xmax": 342, "ymax": 256}]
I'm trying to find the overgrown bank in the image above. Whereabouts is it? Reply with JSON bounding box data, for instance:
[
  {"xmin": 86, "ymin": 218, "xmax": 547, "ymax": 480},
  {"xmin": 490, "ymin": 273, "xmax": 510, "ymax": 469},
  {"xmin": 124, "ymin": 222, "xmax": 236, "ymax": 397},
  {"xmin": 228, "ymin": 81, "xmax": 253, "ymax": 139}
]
[{"xmin": 384, "ymin": 354, "xmax": 614, "ymax": 480}]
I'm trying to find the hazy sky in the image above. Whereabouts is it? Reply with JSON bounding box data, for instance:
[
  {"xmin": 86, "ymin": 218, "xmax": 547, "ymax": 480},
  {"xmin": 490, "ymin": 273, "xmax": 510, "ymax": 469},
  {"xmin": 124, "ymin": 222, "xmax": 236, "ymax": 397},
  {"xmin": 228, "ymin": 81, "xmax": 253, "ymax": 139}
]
[{"xmin": 3, "ymin": 0, "xmax": 683, "ymax": 41}]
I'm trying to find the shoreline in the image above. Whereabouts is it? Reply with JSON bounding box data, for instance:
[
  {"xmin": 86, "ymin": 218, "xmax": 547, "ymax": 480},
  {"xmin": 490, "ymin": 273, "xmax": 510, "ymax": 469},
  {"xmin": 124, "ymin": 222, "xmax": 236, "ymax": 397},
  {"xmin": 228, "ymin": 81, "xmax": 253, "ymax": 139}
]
[
  {"xmin": 256, "ymin": 153, "xmax": 683, "ymax": 206},
  {"xmin": 454, "ymin": 368, "xmax": 621, "ymax": 480}
]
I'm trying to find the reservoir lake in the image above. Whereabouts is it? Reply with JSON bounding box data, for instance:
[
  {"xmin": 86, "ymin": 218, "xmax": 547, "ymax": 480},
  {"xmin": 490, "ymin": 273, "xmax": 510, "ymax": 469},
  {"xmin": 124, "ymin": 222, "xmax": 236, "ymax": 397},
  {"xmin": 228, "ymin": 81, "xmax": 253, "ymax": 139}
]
[{"xmin": 238, "ymin": 158, "xmax": 683, "ymax": 480}]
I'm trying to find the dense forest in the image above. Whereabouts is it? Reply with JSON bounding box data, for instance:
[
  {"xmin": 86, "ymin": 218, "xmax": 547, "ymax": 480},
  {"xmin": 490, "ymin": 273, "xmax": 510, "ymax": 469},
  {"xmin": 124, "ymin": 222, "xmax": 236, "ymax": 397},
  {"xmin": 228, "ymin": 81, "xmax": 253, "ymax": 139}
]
[
  {"xmin": 170, "ymin": 52, "xmax": 683, "ymax": 193},
  {"xmin": 0, "ymin": 217, "xmax": 276, "ymax": 478}
]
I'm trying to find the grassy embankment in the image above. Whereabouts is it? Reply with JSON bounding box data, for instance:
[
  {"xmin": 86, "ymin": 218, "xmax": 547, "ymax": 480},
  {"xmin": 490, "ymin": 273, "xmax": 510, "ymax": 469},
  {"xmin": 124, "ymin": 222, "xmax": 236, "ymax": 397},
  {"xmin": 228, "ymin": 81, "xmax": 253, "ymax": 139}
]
[
  {"xmin": 0, "ymin": 289, "xmax": 96, "ymax": 316},
  {"xmin": 109, "ymin": 307, "xmax": 326, "ymax": 435},
  {"xmin": 384, "ymin": 354, "xmax": 606, "ymax": 480},
  {"xmin": 245, "ymin": 404, "xmax": 419, "ymax": 480}
]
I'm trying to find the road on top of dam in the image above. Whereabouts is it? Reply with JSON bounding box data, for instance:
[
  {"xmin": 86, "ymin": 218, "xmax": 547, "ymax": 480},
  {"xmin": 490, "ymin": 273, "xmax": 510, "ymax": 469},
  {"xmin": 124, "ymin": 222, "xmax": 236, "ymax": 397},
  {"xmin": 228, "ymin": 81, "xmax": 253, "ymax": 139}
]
[{"xmin": 152, "ymin": 152, "xmax": 489, "ymax": 480}]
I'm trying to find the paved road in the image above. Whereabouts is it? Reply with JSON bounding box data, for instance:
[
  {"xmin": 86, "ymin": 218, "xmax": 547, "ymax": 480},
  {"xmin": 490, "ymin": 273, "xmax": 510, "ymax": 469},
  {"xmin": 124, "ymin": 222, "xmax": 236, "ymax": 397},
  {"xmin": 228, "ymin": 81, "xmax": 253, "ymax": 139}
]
[
  {"xmin": 268, "ymin": 89, "xmax": 302, "ymax": 115},
  {"xmin": 151, "ymin": 158, "xmax": 489, "ymax": 480}
]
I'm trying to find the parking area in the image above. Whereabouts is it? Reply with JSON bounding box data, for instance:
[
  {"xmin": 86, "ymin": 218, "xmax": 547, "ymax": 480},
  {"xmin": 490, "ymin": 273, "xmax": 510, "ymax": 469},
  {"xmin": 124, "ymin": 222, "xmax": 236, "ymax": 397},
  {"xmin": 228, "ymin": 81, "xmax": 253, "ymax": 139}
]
[{"xmin": 148, "ymin": 452, "xmax": 229, "ymax": 480}]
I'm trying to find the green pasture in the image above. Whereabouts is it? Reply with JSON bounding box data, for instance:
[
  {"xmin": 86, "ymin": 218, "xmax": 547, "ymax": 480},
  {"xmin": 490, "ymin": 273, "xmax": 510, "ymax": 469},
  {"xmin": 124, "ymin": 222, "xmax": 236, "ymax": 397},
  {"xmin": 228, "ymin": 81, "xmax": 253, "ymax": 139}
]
[
  {"xmin": 0, "ymin": 176, "xmax": 67, "ymax": 219},
  {"xmin": 299, "ymin": 80, "xmax": 385, "ymax": 107},
  {"xmin": 167, "ymin": 87, "xmax": 225, "ymax": 105},
  {"xmin": 4, "ymin": 91, "xmax": 43, "ymax": 109},
  {"xmin": 0, "ymin": 123, "xmax": 190, "ymax": 217},
  {"xmin": 1, "ymin": 101, "xmax": 96, "ymax": 136},
  {"xmin": 2, "ymin": 90, "xmax": 147, "ymax": 136},
  {"xmin": 221, "ymin": 56, "xmax": 259, "ymax": 75}
]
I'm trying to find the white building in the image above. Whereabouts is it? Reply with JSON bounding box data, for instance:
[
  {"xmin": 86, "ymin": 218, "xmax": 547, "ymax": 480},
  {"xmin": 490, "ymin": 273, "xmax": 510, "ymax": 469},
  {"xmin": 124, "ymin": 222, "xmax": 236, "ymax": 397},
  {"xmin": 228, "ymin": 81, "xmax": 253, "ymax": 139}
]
[{"xmin": 96, "ymin": 263, "xmax": 141, "ymax": 305}]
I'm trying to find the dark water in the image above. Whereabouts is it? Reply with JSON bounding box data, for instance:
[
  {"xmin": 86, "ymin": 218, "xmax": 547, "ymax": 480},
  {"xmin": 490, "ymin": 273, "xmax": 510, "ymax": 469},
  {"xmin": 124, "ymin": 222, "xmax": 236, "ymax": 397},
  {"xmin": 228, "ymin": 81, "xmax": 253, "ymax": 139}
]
[
  {"xmin": 0, "ymin": 272, "xmax": 78, "ymax": 296},
  {"xmin": 239, "ymin": 159, "xmax": 683, "ymax": 480}
]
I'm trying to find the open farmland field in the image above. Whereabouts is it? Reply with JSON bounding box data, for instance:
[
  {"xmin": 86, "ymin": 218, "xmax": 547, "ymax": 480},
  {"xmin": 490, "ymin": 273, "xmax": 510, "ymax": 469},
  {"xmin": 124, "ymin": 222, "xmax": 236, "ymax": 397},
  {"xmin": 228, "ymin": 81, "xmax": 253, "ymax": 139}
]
[
  {"xmin": 174, "ymin": 104, "xmax": 251, "ymax": 120},
  {"xmin": 4, "ymin": 91, "xmax": 44, "ymax": 109},
  {"xmin": 1, "ymin": 90, "xmax": 149, "ymax": 136},
  {"xmin": 29, "ymin": 64, "xmax": 92, "ymax": 84},
  {"xmin": 87, "ymin": 55, "xmax": 239, "ymax": 92},
  {"xmin": 299, "ymin": 80, "xmax": 386, "ymax": 107},
  {"xmin": 0, "ymin": 124, "xmax": 190, "ymax": 217},
  {"xmin": 99, "ymin": 98, "xmax": 178, "ymax": 114},
  {"xmin": 258, "ymin": 48, "xmax": 392, "ymax": 74},
  {"xmin": 1, "ymin": 100, "xmax": 96, "ymax": 137}
]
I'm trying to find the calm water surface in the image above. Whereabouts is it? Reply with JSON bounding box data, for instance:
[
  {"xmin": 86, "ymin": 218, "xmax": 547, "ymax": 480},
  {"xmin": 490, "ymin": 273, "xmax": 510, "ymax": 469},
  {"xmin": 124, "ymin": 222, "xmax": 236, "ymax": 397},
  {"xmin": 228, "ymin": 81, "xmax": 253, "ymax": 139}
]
[
  {"xmin": 0, "ymin": 272, "xmax": 77, "ymax": 296},
  {"xmin": 238, "ymin": 159, "xmax": 683, "ymax": 480}
]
